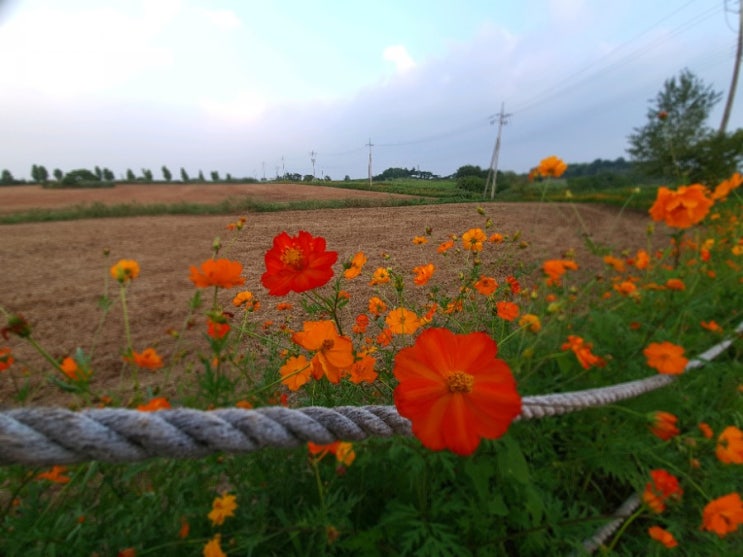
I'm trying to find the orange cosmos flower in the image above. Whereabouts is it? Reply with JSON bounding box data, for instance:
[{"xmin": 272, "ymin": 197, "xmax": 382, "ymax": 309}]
[
  {"xmin": 110, "ymin": 259, "xmax": 140, "ymax": 284},
  {"xmin": 279, "ymin": 355, "xmax": 312, "ymax": 391},
  {"xmin": 462, "ymin": 228, "xmax": 487, "ymax": 252},
  {"xmin": 644, "ymin": 341, "xmax": 688, "ymax": 375},
  {"xmin": 292, "ymin": 320, "xmax": 354, "ymax": 383},
  {"xmin": 369, "ymin": 267, "xmax": 391, "ymax": 286},
  {"xmin": 349, "ymin": 353, "xmax": 377, "ymax": 384},
  {"xmin": 37, "ymin": 465, "xmax": 71, "ymax": 484},
  {"xmin": 518, "ymin": 314, "xmax": 541, "ymax": 333},
  {"xmin": 699, "ymin": 422, "xmax": 714, "ymax": 439},
  {"xmin": 437, "ymin": 239, "xmax": 455, "ymax": 254},
  {"xmin": 543, "ymin": 259, "xmax": 579, "ymax": 286},
  {"xmin": 474, "ymin": 276, "xmax": 498, "ymax": 296},
  {"xmin": 0, "ymin": 347, "xmax": 14, "ymax": 371},
  {"xmin": 232, "ymin": 290, "xmax": 260, "ymax": 311},
  {"xmin": 649, "ymin": 411, "xmax": 680, "ymax": 441},
  {"xmin": 700, "ymin": 320, "xmax": 723, "ymax": 333},
  {"xmin": 613, "ymin": 280, "xmax": 638, "ymax": 297},
  {"xmin": 495, "ymin": 301, "xmax": 520, "ymax": 321},
  {"xmin": 603, "ymin": 255, "xmax": 625, "ymax": 273},
  {"xmin": 412, "ymin": 235, "xmax": 428, "ymax": 245},
  {"xmin": 60, "ymin": 356, "xmax": 84, "ymax": 381},
  {"xmin": 393, "ymin": 328, "xmax": 522, "ymax": 456},
  {"xmin": 701, "ymin": 492, "xmax": 743, "ymax": 537},
  {"xmin": 307, "ymin": 441, "xmax": 356, "ymax": 466},
  {"xmin": 712, "ymin": 172, "xmax": 743, "ymax": 201},
  {"xmin": 642, "ymin": 469, "xmax": 683, "ymax": 513},
  {"xmin": 343, "ymin": 251, "xmax": 367, "ymax": 279},
  {"xmin": 376, "ymin": 328, "xmax": 393, "ymax": 347},
  {"xmin": 385, "ymin": 307, "xmax": 421, "ymax": 335},
  {"xmin": 203, "ymin": 534, "xmax": 226, "ymax": 557},
  {"xmin": 208, "ymin": 493, "xmax": 237, "ymax": 526},
  {"xmin": 368, "ymin": 296, "xmax": 388, "ymax": 316},
  {"xmin": 137, "ymin": 396, "xmax": 171, "ymax": 412},
  {"xmin": 537, "ymin": 155, "xmax": 567, "ymax": 178},
  {"xmin": 506, "ymin": 275, "xmax": 520, "ymax": 294},
  {"xmin": 665, "ymin": 278, "xmax": 685, "ymax": 291},
  {"xmin": 189, "ymin": 258, "xmax": 245, "ymax": 289},
  {"xmin": 412, "ymin": 263, "xmax": 435, "ymax": 286},
  {"xmin": 648, "ymin": 526, "xmax": 678, "ymax": 548},
  {"xmin": 125, "ymin": 348, "xmax": 163, "ymax": 370},
  {"xmin": 489, "ymin": 233, "xmax": 504, "ymax": 243},
  {"xmin": 716, "ymin": 426, "xmax": 743, "ymax": 464},
  {"xmin": 561, "ymin": 336, "xmax": 606, "ymax": 369},
  {"xmin": 631, "ymin": 249, "xmax": 650, "ymax": 270},
  {"xmin": 353, "ymin": 314, "xmax": 369, "ymax": 334},
  {"xmin": 649, "ymin": 184, "xmax": 713, "ymax": 229},
  {"xmin": 261, "ymin": 231, "xmax": 337, "ymax": 296}
]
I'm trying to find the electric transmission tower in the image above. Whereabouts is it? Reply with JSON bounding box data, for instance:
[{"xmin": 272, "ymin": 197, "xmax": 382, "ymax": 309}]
[
  {"xmin": 484, "ymin": 103, "xmax": 511, "ymax": 199},
  {"xmin": 720, "ymin": 0, "xmax": 743, "ymax": 133}
]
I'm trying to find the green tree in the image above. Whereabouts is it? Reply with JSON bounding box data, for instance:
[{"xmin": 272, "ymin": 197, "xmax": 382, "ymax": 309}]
[
  {"xmin": 454, "ymin": 165, "xmax": 488, "ymax": 179},
  {"xmin": 197, "ymin": 170, "xmax": 205, "ymax": 182},
  {"xmin": 141, "ymin": 168, "xmax": 153, "ymax": 182},
  {"xmin": 102, "ymin": 168, "xmax": 115, "ymax": 181},
  {"xmin": 94, "ymin": 166, "xmax": 103, "ymax": 180},
  {"xmin": 126, "ymin": 169, "xmax": 136, "ymax": 182},
  {"xmin": 1, "ymin": 169, "xmax": 15, "ymax": 185},
  {"xmin": 627, "ymin": 68, "xmax": 722, "ymax": 181},
  {"xmin": 180, "ymin": 168, "xmax": 190, "ymax": 182},
  {"xmin": 162, "ymin": 166, "xmax": 172, "ymax": 182},
  {"xmin": 61, "ymin": 169, "xmax": 98, "ymax": 186},
  {"xmin": 210, "ymin": 170, "xmax": 220, "ymax": 182},
  {"xmin": 53, "ymin": 168, "xmax": 63, "ymax": 181}
]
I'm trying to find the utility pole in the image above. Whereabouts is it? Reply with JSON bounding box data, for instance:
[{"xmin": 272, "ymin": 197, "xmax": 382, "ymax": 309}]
[
  {"xmin": 281, "ymin": 156, "xmax": 285, "ymax": 177},
  {"xmin": 366, "ymin": 138, "xmax": 374, "ymax": 188},
  {"xmin": 720, "ymin": 0, "xmax": 743, "ymax": 133},
  {"xmin": 484, "ymin": 103, "xmax": 511, "ymax": 199},
  {"xmin": 310, "ymin": 150, "xmax": 317, "ymax": 178}
]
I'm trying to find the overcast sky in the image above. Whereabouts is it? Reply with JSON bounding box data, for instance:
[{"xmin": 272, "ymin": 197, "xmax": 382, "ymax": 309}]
[{"xmin": 0, "ymin": 0, "xmax": 740, "ymax": 180}]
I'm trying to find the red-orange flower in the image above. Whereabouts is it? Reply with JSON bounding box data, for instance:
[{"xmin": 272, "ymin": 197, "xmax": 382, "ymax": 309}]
[
  {"xmin": 649, "ymin": 184, "xmax": 713, "ymax": 229},
  {"xmin": 536, "ymin": 155, "xmax": 567, "ymax": 178},
  {"xmin": 189, "ymin": 258, "xmax": 245, "ymax": 289},
  {"xmin": 207, "ymin": 319, "xmax": 231, "ymax": 339},
  {"xmin": 495, "ymin": 301, "xmax": 520, "ymax": 321},
  {"xmin": 125, "ymin": 347, "xmax": 164, "ymax": 370},
  {"xmin": 369, "ymin": 267, "xmax": 391, "ymax": 286},
  {"xmin": 261, "ymin": 231, "xmax": 337, "ymax": 295},
  {"xmin": 307, "ymin": 441, "xmax": 356, "ymax": 466},
  {"xmin": 412, "ymin": 263, "xmax": 435, "ymax": 286},
  {"xmin": 393, "ymin": 328, "xmax": 522, "ymax": 456},
  {"xmin": 665, "ymin": 278, "xmax": 685, "ymax": 291},
  {"xmin": 642, "ymin": 469, "xmax": 683, "ymax": 513},
  {"xmin": 644, "ymin": 341, "xmax": 688, "ymax": 375},
  {"xmin": 699, "ymin": 422, "xmax": 714, "ymax": 439},
  {"xmin": 385, "ymin": 307, "xmax": 421, "ymax": 335},
  {"xmin": 368, "ymin": 296, "xmax": 387, "ymax": 316},
  {"xmin": 437, "ymin": 239, "xmax": 455, "ymax": 254},
  {"xmin": 561, "ymin": 336, "xmax": 606, "ymax": 369},
  {"xmin": 474, "ymin": 276, "xmax": 498, "ymax": 296},
  {"xmin": 353, "ymin": 314, "xmax": 369, "ymax": 334},
  {"xmin": 60, "ymin": 356, "xmax": 83, "ymax": 381},
  {"xmin": 716, "ymin": 426, "xmax": 743, "ymax": 464},
  {"xmin": 712, "ymin": 172, "xmax": 743, "ymax": 201},
  {"xmin": 292, "ymin": 320, "xmax": 354, "ymax": 383},
  {"xmin": 232, "ymin": 291, "xmax": 260, "ymax": 311},
  {"xmin": 701, "ymin": 492, "xmax": 743, "ymax": 537},
  {"xmin": 110, "ymin": 259, "xmax": 140, "ymax": 284},
  {"xmin": 700, "ymin": 320, "xmax": 723, "ymax": 333},
  {"xmin": 648, "ymin": 526, "xmax": 678, "ymax": 548},
  {"xmin": 136, "ymin": 397, "xmax": 171, "ymax": 412},
  {"xmin": 649, "ymin": 411, "xmax": 680, "ymax": 441},
  {"xmin": 0, "ymin": 347, "xmax": 14, "ymax": 371},
  {"xmin": 348, "ymin": 353, "xmax": 377, "ymax": 384}
]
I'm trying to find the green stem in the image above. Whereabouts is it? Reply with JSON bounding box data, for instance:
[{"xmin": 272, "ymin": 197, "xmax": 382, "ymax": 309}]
[
  {"xmin": 119, "ymin": 285, "xmax": 133, "ymax": 353},
  {"xmin": 605, "ymin": 505, "xmax": 644, "ymax": 553},
  {"xmin": 26, "ymin": 336, "xmax": 65, "ymax": 374}
]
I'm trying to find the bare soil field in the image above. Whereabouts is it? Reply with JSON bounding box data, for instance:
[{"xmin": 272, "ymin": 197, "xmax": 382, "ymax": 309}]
[
  {"xmin": 0, "ymin": 186, "xmax": 657, "ymax": 406},
  {"xmin": 0, "ymin": 182, "xmax": 413, "ymax": 214}
]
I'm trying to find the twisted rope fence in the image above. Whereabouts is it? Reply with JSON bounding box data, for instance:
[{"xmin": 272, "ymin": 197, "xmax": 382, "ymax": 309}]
[{"xmin": 0, "ymin": 321, "xmax": 740, "ymax": 552}]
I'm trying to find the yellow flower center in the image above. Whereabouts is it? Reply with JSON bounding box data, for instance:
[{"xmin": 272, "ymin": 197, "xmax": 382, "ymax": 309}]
[
  {"xmin": 447, "ymin": 371, "xmax": 474, "ymax": 393},
  {"xmin": 281, "ymin": 246, "xmax": 305, "ymax": 269}
]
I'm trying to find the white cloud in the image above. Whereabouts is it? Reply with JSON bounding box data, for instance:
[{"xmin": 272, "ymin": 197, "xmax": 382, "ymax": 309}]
[
  {"xmin": 205, "ymin": 9, "xmax": 242, "ymax": 30},
  {"xmin": 199, "ymin": 90, "xmax": 267, "ymax": 123},
  {"xmin": 383, "ymin": 45, "xmax": 415, "ymax": 74}
]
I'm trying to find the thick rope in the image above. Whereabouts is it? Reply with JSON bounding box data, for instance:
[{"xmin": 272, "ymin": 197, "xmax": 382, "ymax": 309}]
[
  {"xmin": 0, "ymin": 322, "xmax": 740, "ymax": 466},
  {"xmin": 578, "ymin": 494, "xmax": 641, "ymax": 555}
]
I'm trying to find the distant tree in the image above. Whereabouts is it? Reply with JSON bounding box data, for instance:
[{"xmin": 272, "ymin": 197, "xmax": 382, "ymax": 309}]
[
  {"xmin": 30, "ymin": 164, "xmax": 41, "ymax": 183},
  {"xmin": 198, "ymin": 170, "xmax": 205, "ymax": 182},
  {"xmin": 344, "ymin": 175, "xmax": 350, "ymax": 181},
  {"xmin": 1, "ymin": 169, "xmax": 15, "ymax": 185},
  {"xmin": 284, "ymin": 172, "xmax": 302, "ymax": 182},
  {"xmin": 454, "ymin": 165, "xmax": 488, "ymax": 179},
  {"xmin": 125, "ymin": 169, "xmax": 136, "ymax": 182},
  {"xmin": 141, "ymin": 168, "xmax": 153, "ymax": 182},
  {"xmin": 94, "ymin": 166, "xmax": 103, "ymax": 180},
  {"xmin": 225, "ymin": 173, "xmax": 233, "ymax": 182},
  {"xmin": 61, "ymin": 168, "xmax": 98, "ymax": 186},
  {"xmin": 324, "ymin": 175, "xmax": 332, "ymax": 181},
  {"xmin": 38, "ymin": 165, "xmax": 49, "ymax": 183},
  {"xmin": 53, "ymin": 168, "xmax": 63, "ymax": 181},
  {"xmin": 180, "ymin": 168, "xmax": 190, "ymax": 182},
  {"xmin": 627, "ymin": 69, "xmax": 723, "ymax": 181},
  {"xmin": 161, "ymin": 165, "xmax": 172, "ymax": 182},
  {"xmin": 210, "ymin": 170, "xmax": 220, "ymax": 182},
  {"xmin": 102, "ymin": 168, "xmax": 115, "ymax": 181},
  {"xmin": 457, "ymin": 175, "xmax": 485, "ymax": 193},
  {"xmin": 302, "ymin": 174, "xmax": 314, "ymax": 182}
]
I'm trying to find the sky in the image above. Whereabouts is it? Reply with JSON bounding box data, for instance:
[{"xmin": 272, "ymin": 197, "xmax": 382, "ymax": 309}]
[{"xmin": 0, "ymin": 0, "xmax": 740, "ymax": 181}]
